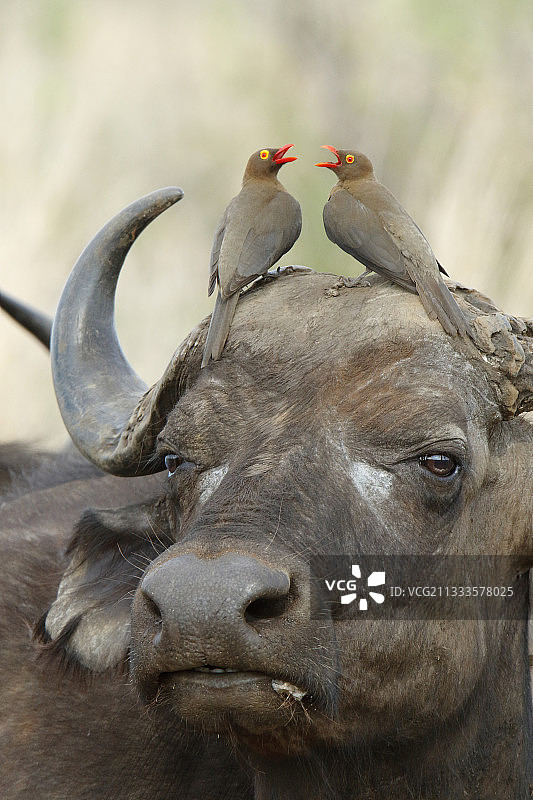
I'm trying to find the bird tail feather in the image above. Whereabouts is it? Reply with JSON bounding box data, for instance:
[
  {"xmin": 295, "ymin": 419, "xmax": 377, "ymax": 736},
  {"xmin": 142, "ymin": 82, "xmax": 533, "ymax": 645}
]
[
  {"xmin": 414, "ymin": 274, "xmax": 474, "ymax": 340},
  {"xmin": 201, "ymin": 292, "xmax": 240, "ymax": 368}
]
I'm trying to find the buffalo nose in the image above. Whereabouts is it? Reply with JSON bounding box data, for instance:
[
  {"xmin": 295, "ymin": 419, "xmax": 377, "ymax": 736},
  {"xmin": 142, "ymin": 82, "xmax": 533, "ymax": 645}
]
[{"xmin": 139, "ymin": 553, "xmax": 291, "ymax": 662}]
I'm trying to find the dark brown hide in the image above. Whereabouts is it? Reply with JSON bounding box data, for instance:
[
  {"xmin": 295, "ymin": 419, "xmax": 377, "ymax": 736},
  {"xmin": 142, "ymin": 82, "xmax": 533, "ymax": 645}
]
[
  {"xmin": 42, "ymin": 263, "xmax": 533, "ymax": 798},
  {"xmin": 3, "ymin": 185, "xmax": 533, "ymax": 798},
  {"xmin": 0, "ymin": 462, "xmax": 250, "ymax": 799}
]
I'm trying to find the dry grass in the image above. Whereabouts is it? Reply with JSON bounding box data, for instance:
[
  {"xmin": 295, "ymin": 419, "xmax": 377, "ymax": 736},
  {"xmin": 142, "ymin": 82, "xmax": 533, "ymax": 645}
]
[{"xmin": 1, "ymin": 0, "xmax": 532, "ymax": 446}]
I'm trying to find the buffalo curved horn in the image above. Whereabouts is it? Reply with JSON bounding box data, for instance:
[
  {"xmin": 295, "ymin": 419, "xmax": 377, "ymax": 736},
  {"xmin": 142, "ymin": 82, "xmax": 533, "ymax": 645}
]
[
  {"xmin": 51, "ymin": 187, "xmax": 196, "ymax": 476},
  {"xmin": 0, "ymin": 291, "xmax": 53, "ymax": 349}
]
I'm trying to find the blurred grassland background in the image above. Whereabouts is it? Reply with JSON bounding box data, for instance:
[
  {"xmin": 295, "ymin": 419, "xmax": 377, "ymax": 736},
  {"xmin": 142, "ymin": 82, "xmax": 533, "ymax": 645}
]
[{"xmin": 1, "ymin": 0, "xmax": 532, "ymax": 447}]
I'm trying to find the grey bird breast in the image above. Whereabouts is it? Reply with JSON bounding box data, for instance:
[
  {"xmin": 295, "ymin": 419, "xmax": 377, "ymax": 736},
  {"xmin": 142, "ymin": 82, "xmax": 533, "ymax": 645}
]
[
  {"xmin": 214, "ymin": 189, "xmax": 302, "ymax": 299},
  {"xmin": 323, "ymin": 188, "xmax": 417, "ymax": 292}
]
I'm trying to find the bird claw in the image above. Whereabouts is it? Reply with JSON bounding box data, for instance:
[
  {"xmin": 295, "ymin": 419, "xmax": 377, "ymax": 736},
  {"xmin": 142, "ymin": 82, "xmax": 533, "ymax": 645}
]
[
  {"xmin": 262, "ymin": 271, "xmax": 279, "ymax": 283},
  {"xmin": 350, "ymin": 272, "xmax": 373, "ymax": 288},
  {"xmin": 276, "ymin": 265, "xmax": 312, "ymax": 276},
  {"xmin": 263, "ymin": 265, "xmax": 297, "ymax": 283},
  {"xmin": 331, "ymin": 274, "xmax": 372, "ymax": 290}
]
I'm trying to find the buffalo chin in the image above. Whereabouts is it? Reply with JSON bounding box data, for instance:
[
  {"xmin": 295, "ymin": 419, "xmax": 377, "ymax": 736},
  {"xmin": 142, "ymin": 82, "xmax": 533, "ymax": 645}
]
[{"xmin": 149, "ymin": 670, "xmax": 317, "ymax": 749}]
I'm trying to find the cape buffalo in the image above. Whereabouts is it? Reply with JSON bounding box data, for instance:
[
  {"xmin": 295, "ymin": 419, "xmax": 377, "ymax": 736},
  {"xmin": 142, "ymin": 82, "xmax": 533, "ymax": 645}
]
[{"xmin": 1, "ymin": 188, "xmax": 532, "ymax": 799}]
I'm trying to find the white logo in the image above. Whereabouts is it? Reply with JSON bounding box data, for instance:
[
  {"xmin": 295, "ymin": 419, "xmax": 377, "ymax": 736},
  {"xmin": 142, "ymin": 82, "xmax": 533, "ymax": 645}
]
[{"xmin": 325, "ymin": 564, "xmax": 386, "ymax": 611}]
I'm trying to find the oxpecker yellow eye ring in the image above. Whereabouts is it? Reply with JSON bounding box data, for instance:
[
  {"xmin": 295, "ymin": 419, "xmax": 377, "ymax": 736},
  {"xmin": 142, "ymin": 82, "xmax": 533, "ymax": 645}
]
[
  {"xmin": 346, "ymin": 154, "xmax": 355, "ymax": 164},
  {"xmin": 260, "ymin": 149, "xmax": 270, "ymax": 160}
]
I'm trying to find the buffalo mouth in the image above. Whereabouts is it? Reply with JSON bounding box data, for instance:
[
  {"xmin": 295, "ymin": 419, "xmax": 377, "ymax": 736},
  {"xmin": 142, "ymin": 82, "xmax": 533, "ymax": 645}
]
[
  {"xmin": 189, "ymin": 667, "xmax": 307, "ymax": 701},
  {"xmin": 148, "ymin": 668, "xmax": 316, "ymax": 736}
]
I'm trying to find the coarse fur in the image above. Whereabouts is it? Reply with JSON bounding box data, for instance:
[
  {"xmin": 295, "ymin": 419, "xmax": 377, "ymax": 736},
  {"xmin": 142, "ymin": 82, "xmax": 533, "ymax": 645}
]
[
  {"xmin": 2, "ymin": 237, "xmax": 533, "ymax": 795},
  {"xmin": 0, "ymin": 455, "xmax": 251, "ymax": 799}
]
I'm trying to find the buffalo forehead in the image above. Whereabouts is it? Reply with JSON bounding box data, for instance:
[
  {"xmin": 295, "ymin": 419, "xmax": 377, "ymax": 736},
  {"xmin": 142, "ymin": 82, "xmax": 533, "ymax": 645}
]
[
  {"xmin": 231, "ymin": 271, "xmax": 456, "ymax": 357},
  {"xmin": 226, "ymin": 273, "xmax": 483, "ymax": 427},
  {"xmin": 324, "ymin": 340, "xmax": 473, "ymax": 441},
  {"xmin": 163, "ymin": 275, "xmax": 488, "ymax": 473}
]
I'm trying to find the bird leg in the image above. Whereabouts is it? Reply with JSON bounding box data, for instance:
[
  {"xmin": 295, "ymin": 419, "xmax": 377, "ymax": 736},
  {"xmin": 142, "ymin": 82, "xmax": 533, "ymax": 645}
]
[{"xmin": 349, "ymin": 269, "xmax": 373, "ymax": 288}]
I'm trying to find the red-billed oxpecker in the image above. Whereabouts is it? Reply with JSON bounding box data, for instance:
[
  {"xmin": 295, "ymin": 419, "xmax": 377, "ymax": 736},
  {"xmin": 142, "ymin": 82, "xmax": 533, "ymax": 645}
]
[
  {"xmin": 316, "ymin": 146, "xmax": 473, "ymax": 339},
  {"xmin": 201, "ymin": 145, "xmax": 302, "ymax": 367}
]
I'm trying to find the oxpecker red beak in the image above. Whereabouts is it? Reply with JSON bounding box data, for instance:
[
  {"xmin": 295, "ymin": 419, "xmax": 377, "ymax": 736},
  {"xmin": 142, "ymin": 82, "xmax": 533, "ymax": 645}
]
[
  {"xmin": 315, "ymin": 145, "xmax": 341, "ymax": 169},
  {"xmin": 273, "ymin": 144, "xmax": 297, "ymax": 165}
]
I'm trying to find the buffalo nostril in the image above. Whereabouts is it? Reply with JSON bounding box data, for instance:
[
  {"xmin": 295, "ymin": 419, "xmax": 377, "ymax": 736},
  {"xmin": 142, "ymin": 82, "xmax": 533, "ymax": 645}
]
[
  {"xmin": 144, "ymin": 594, "xmax": 163, "ymax": 623},
  {"xmin": 143, "ymin": 594, "xmax": 163, "ymax": 645},
  {"xmin": 245, "ymin": 592, "xmax": 290, "ymax": 624}
]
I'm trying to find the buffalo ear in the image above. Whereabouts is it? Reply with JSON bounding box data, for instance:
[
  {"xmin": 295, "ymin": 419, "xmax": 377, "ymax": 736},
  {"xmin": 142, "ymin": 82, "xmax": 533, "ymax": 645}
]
[{"xmin": 40, "ymin": 500, "xmax": 173, "ymax": 672}]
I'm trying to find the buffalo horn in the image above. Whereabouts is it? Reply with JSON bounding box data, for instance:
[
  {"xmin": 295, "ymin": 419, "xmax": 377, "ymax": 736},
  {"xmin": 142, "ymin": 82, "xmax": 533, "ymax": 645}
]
[
  {"xmin": 0, "ymin": 291, "xmax": 53, "ymax": 349},
  {"xmin": 51, "ymin": 187, "xmax": 188, "ymax": 476}
]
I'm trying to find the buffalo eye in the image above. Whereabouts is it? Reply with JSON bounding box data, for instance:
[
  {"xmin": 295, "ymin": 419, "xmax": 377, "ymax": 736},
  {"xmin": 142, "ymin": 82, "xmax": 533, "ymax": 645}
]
[
  {"xmin": 165, "ymin": 454, "xmax": 199, "ymax": 477},
  {"xmin": 165, "ymin": 454, "xmax": 182, "ymax": 477},
  {"xmin": 419, "ymin": 453, "xmax": 459, "ymax": 478}
]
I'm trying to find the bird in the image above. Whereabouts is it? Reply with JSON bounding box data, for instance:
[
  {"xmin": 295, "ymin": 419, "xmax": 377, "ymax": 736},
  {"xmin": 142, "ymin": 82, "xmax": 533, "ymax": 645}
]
[
  {"xmin": 201, "ymin": 145, "xmax": 302, "ymax": 367},
  {"xmin": 315, "ymin": 146, "xmax": 473, "ymax": 338}
]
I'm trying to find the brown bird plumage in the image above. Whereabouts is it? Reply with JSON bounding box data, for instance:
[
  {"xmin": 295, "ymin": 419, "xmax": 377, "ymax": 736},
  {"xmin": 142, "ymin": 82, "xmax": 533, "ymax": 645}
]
[
  {"xmin": 316, "ymin": 146, "xmax": 473, "ymax": 338},
  {"xmin": 201, "ymin": 145, "xmax": 302, "ymax": 367}
]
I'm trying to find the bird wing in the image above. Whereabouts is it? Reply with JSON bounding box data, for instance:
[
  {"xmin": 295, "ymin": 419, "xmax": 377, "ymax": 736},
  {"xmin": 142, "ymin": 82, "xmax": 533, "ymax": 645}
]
[
  {"xmin": 325, "ymin": 187, "xmax": 472, "ymax": 339},
  {"xmin": 378, "ymin": 209, "xmax": 436, "ymax": 270},
  {"xmin": 223, "ymin": 191, "xmax": 302, "ymax": 297},
  {"xmin": 208, "ymin": 207, "xmax": 229, "ymax": 296},
  {"xmin": 378, "ymin": 210, "xmax": 472, "ymax": 337},
  {"xmin": 323, "ymin": 188, "xmax": 415, "ymax": 291}
]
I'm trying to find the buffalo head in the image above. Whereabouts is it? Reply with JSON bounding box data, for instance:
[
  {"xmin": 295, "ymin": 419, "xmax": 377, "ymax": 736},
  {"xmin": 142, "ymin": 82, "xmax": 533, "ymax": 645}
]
[{"xmin": 44, "ymin": 189, "xmax": 533, "ymax": 797}]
